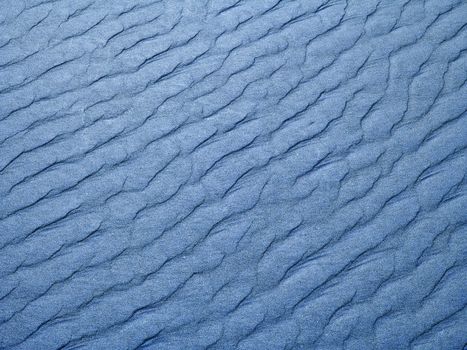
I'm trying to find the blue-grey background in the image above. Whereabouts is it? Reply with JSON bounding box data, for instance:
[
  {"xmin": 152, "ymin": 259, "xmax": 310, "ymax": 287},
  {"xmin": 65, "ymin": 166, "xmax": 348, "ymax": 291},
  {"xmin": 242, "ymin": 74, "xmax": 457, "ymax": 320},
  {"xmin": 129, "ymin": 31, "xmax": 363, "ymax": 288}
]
[{"xmin": 0, "ymin": 0, "xmax": 466, "ymax": 349}]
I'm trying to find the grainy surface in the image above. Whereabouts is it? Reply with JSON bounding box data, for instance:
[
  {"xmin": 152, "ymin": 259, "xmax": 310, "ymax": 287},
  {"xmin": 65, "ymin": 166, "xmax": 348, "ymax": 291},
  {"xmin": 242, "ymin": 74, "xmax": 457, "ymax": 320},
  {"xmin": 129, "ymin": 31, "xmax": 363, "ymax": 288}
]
[{"xmin": 0, "ymin": 0, "xmax": 466, "ymax": 349}]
